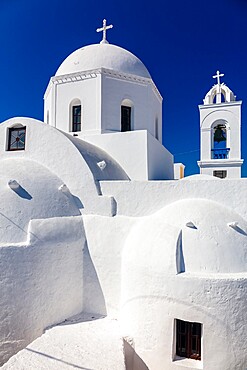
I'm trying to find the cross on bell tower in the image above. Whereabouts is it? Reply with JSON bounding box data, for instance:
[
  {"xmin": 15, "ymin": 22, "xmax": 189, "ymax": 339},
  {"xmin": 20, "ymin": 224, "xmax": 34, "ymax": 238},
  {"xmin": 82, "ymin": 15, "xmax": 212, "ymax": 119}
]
[
  {"xmin": 96, "ymin": 19, "xmax": 113, "ymax": 44},
  {"xmin": 213, "ymin": 70, "xmax": 224, "ymax": 87},
  {"xmin": 213, "ymin": 70, "xmax": 224, "ymax": 103}
]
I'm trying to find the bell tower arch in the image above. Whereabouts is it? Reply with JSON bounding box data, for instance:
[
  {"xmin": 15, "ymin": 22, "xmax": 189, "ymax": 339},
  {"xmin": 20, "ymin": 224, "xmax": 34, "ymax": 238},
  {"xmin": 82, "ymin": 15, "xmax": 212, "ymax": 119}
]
[{"xmin": 197, "ymin": 71, "xmax": 243, "ymax": 178}]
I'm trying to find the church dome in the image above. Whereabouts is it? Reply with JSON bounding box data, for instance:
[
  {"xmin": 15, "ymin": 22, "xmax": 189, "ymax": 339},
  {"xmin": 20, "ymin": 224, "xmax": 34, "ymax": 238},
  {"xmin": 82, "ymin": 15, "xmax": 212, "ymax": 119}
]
[{"xmin": 55, "ymin": 43, "xmax": 151, "ymax": 79}]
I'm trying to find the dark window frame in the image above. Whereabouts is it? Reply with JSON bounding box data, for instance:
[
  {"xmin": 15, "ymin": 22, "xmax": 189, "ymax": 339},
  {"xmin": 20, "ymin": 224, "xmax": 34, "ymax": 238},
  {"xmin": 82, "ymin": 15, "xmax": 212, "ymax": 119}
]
[
  {"xmin": 121, "ymin": 105, "xmax": 131, "ymax": 132},
  {"xmin": 213, "ymin": 170, "xmax": 227, "ymax": 179},
  {"xmin": 176, "ymin": 319, "xmax": 202, "ymax": 361},
  {"xmin": 72, "ymin": 105, "xmax": 81, "ymax": 132},
  {"xmin": 8, "ymin": 126, "xmax": 26, "ymax": 151}
]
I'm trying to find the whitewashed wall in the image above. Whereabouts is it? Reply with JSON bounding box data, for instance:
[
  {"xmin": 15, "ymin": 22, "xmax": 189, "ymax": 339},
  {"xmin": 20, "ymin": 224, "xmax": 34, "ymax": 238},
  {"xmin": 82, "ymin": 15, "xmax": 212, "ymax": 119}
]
[
  {"xmin": 120, "ymin": 199, "xmax": 247, "ymax": 370},
  {"xmin": 0, "ymin": 216, "xmax": 85, "ymax": 366},
  {"xmin": 83, "ymin": 130, "xmax": 173, "ymax": 180},
  {"xmin": 45, "ymin": 73, "xmax": 101, "ymax": 134},
  {"xmin": 100, "ymin": 176, "xmax": 247, "ymax": 219},
  {"xmin": 0, "ymin": 118, "xmax": 116, "ymax": 216},
  {"xmin": 44, "ymin": 69, "xmax": 162, "ymax": 142},
  {"xmin": 101, "ymin": 72, "xmax": 162, "ymax": 140}
]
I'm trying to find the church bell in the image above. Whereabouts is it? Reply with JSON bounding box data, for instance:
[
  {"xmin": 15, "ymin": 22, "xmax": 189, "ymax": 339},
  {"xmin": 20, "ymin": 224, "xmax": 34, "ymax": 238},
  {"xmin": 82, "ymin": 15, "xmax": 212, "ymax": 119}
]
[{"xmin": 214, "ymin": 125, "xmax": 226, "ymax": 143}]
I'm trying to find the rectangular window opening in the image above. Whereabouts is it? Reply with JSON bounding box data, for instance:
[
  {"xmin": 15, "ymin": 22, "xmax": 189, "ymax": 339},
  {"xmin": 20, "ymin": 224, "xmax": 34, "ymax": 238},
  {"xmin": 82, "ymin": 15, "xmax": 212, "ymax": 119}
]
[
  {"xmin": 176, "ymin": 319, "xmax": 202, "ymax": 361},
  {"xmin": 121, "ymin": 105, "xmax": 131, "ymax": 132},
  {"xmin": 72, "ymin": 105, "xmax": 81, "ymax": 132},
  {"xmin": 8, "ymin": 127, "xmax": 26, "ymax": 151},
  {"xmin": 213, "ymin": 170, "xmax": 227, "ymax": 179}
]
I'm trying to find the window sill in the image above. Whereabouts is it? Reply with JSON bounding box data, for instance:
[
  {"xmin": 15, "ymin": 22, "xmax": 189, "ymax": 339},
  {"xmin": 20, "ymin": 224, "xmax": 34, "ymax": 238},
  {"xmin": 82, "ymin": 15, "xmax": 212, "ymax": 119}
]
[
  {"xmin": 7, "ymin": 148, "xmax": 25, "ymax": 151},
  {"xmin": 173, "ymin": 356, "xmax": 203, "ymax": 369}
]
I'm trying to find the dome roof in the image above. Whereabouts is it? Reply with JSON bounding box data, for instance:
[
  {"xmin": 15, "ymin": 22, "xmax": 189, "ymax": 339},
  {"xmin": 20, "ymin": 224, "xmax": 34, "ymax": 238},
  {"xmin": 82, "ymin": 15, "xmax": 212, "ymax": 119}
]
[
  {"xmin": 55, "ymin": 43, "xmax": 151, "ymax": 79},
  {"xmin": 63, "ymin": 133, "xmax": 129, "ymax": 181},
  {"xmin": 0, "ymin": 158, "xmax": 80, "ymax": 244},
  {"xmin": 123, "ymin": 199, "xmax": 247, "ymax": 274}
]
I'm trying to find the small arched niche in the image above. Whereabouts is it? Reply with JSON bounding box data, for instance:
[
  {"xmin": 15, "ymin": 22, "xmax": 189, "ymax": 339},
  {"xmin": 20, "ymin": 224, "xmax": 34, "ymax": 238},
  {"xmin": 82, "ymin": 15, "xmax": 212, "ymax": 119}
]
[
  {"xmin": 46, "ymin": 110, "xmax": 49, "ymax": 124},
  {"xmin": 121, "ymin": 99, "xmax": 134, "ymax": 132},
  {"xmin": 155, "ymin": 117, "xmax": 159, "ymax": 140},
  {"xmin": 211, "ymin": 120, "xmax": 230, "ymax": 159},
  {"xmin": 70, "ymin": 98, "xmax": 82, "ymax": 132},
  {"xmin": 6, "ymin": 124, "xmax": 26, "ymax": 151}
]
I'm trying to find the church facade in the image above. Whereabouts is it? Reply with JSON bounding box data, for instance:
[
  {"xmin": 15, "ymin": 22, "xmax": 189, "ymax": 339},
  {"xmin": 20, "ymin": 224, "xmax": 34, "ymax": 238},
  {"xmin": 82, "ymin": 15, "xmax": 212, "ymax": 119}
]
[{"xmin": 0, "ymin": 20, "xmax": 246, "ymax": 370}]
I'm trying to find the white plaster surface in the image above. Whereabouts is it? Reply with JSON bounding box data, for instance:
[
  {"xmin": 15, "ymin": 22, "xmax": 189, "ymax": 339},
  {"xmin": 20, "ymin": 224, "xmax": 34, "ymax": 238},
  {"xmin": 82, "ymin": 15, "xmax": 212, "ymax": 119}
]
[
  {"xmin": 45, "ymin": 72, "xmax": 102, "ymax": 133},
  {"xmin": 147, "ymin": 131, "xmax": 174, "ymax": 180},
  {"xmin": 0, "ymin": 216, "xmax": 85, "ymax": 365},
  {"xmin": 0, "ymin": 158, "xmax": 80, "ymax": 243},
  {"xmin": 0, "ymin": 118, "xmax": 117, "ymax": 216},
  {"xmin": 64, "ymin": 132, "xmax": 129, "ymax": 181},
  {"xmin": 45, "ymin": 69, "xmax": 163, "ymax": 142},
  {"xmin": 100, "ymin": 177, "xmax": 247, "ymax": 219},
  {"xmin": 83, "ymin": 130, "xmax": 173, "ymax": 180},
  {"xmin": 122, "ymin": 198, "xmax": 247, "ymax": 274},
  {"xmin": 121, "ymin": 271, "xmax": 247, "ymax": 370},
  {"xmin": 1, "ymin": 313, "xmax": 126, "ymax": 370},
  {"xmin": 120, "ymin": 200, "xmax": 247, "ymax": 369},
  {"xmin": 55, "ymin": 43, "xmax": 151, "ymax": 78},
  {"xmin": 100, "ymin": 72, "xmax": 162, "ymax": 138},
  {"xmin": 83, "ymin": 215, "xmax": 137, "ymax": 317}
]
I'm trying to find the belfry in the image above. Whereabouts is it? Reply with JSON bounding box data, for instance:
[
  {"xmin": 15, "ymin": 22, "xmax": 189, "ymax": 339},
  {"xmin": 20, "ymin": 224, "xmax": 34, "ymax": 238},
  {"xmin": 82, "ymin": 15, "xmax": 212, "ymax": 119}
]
[{"xmin": 197, "ymin": 70, "xmax": 243, "ymax": 178}]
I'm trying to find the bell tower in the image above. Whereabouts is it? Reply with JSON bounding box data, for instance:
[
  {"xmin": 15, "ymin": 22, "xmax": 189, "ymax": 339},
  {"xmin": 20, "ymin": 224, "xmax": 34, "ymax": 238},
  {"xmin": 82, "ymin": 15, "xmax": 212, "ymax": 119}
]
[{"xmin": 197, "ymin": 71, "xmax": 243, "ymax": 178}]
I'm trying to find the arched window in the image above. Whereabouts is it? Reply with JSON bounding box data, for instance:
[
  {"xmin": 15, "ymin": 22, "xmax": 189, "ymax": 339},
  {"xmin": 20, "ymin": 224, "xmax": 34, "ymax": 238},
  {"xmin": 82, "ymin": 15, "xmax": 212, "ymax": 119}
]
[
  {"xmin": 70, "ymin": 99, "xmax": 82, "ymax": 132},
  {"xmin": 7, "ymin": 125, "xmax": 26, "ymax": 151},
  {"xmin": 121, "ymin": 99, "xmax": 133, "ymax": 132},
  {"xmin": 211, "ymin": 121, "xmax": 229, "ymax": 159}
]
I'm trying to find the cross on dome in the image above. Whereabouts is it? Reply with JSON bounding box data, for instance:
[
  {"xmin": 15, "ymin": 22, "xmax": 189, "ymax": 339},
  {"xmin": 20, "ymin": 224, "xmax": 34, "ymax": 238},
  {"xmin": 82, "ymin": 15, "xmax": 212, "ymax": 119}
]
[{"xmin": 96, "ymin": 19, "xmax": 113, "ymax": 44}]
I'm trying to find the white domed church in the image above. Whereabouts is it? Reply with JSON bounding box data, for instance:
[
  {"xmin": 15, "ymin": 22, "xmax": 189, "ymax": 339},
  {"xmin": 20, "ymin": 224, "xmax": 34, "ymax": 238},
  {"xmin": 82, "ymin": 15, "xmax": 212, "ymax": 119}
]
[{"xmin": 0, "ymin": 20, "xmax": 246, "ymax": 370}]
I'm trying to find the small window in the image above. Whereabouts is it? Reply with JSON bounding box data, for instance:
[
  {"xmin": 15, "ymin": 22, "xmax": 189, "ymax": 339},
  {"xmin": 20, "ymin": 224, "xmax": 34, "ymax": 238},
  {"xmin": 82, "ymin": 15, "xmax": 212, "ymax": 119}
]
[
  {"xmin": 8, "ymin": 127, "xmax": 26, "ymax": 151},
  {"xmin": 213, "ymin": 170, "xmax": 227, "ymax": 179},
  {"xmin": 72, "ymin": 105, "xmax": 81, "ymax": 132},
  {"xmin": 176, "ymin": 319, "xmax": 202, "ymax": 361},
  {"xmin": 121, "ymin": 106, "xmax": 131, "ymax": 132}
]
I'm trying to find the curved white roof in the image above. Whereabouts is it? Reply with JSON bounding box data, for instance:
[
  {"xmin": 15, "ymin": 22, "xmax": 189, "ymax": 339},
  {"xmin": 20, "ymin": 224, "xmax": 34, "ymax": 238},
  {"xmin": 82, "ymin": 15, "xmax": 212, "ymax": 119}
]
[
  {"xmin": 64, "ymin": 133, "xmax": 129, "ymax": 181},
  {"xmin": 123, "ymin": 199, "xmax": 247, "ymax": 274},
  {"xmin": 181, "ymin": 174, "xmax": 220, "ymax": 181},
  {"xmin": 0, "ymin": 158, "xmax": 80, "ymax": 244},
  {"xmin": 55, "ymin": 43, "xmax": 151, "ymax": 79}
]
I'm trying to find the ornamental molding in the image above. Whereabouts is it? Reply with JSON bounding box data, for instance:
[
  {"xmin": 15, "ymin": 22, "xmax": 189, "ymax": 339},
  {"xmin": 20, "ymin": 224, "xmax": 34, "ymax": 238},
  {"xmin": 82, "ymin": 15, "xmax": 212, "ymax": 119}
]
[
  {"xmin": 198, "ymin": 100, "xmax": 242, "ymax": 109},
  {"xmin": 197, "ymin": 159, "xmax": 244, "ymax": 168},
  {"xmin": 44, "ymin": 68, "xmax": 162, "ymax": 101}
]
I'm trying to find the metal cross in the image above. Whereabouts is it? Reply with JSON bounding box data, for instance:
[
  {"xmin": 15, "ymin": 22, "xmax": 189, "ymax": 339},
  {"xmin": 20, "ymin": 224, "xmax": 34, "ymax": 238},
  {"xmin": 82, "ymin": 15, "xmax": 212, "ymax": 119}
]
[
  {"xmin": 96, "ymin": 19, "xmax": 113, "ymax": 44},
  {"xmin": 213, "ymin": 70, "xmax": 224, "ymax": 86}
]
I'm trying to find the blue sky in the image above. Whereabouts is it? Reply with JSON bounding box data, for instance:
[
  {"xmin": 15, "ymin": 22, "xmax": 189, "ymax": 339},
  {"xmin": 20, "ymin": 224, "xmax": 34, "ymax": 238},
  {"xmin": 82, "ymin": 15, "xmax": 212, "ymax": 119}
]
[{"xmin": 0, "ymin": 0, "xmax": 247, "ymax": 175}]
